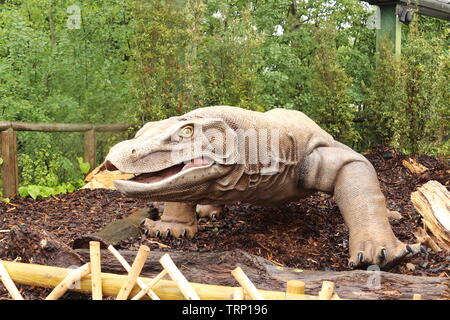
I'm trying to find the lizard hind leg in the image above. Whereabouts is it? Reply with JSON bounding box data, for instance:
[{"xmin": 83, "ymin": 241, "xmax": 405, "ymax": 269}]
[{"xmin": 141, "ymin": 202, "xmax": 198, "ymax": 238}]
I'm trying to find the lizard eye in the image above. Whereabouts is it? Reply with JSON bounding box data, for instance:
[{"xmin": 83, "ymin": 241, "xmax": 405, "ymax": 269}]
[{"xmin": 179, "ymin": 125, "xmax": 193, "ymax": 137}]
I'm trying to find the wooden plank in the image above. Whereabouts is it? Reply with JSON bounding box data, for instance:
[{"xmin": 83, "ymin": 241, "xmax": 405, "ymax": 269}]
[
  {"xmin": 1, "ymin": 129, "xmax": 18, "ymax": 198},
  {"xmin": 84, "ymin": 129, "xmax": 96, "ymax": 173},
  {"xmin": 0, "ymin": 121, "xmax": 130, "ymax": 132}
]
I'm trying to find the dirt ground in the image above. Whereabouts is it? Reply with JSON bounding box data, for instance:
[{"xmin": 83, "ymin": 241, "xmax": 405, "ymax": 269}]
[{"xmin": 0, "ymin": 146, "xmax": 449, "ymax": 300}]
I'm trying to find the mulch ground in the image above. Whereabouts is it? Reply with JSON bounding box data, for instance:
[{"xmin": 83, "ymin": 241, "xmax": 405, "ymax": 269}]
[{"xmin": 0, "ymin": 146, "xmax": 449, "ymax": 300}]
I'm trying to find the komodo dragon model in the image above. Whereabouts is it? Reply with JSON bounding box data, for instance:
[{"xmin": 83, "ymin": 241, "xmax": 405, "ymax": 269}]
[{"xmin": 103, "ymin": 106, "xmax": 424, "ymax": 269}]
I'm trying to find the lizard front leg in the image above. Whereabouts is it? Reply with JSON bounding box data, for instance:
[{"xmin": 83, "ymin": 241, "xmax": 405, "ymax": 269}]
[
  {"xmin": 301, "ymin": 145, "xmax": 423, "ymax": 269},
  {"xmin": 141, "ymin": 202, "xmax": 197, "ymax": 238}
]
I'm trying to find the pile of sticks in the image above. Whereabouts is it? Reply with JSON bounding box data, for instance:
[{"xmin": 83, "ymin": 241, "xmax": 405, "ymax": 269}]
[{"xmin": 0, "ymin": 242, "xmax": 423, "ymax": 300}]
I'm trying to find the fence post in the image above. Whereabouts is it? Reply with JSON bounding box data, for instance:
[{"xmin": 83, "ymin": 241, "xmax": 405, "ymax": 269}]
[
  {"xmin": 1, "ymin": 128, "xmax": 18, "ymax": 198},
  {"xmin": 84, "ymin": 129, "xmax": 96, "ymax": 174}
]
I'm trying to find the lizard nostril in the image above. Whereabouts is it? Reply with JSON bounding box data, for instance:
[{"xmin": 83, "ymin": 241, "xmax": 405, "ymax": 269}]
[{"xmin": 131, "ymin": 149, "xmax": 136, "ymax": 155}]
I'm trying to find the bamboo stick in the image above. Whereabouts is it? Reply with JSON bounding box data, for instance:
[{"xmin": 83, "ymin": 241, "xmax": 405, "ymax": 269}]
[
  {"xmin": 413, "ymin": 294, "xmax": 422, "ymax": 300},
  {"xmin": 45, "ymin": 263, "xmax": 91, "ymax": 300},
  {"xmin": 231, "ymin": 267, "xmax": 264, "ymax": 300},
  {"xmin": 89, "ymin": 241, "xmax": 102, "ymax": 300},
  {"xmin": 0, "ymin": 260, "xmax": 24, "ymax": 300},
  {"xmin": 131, "ymin": 270, "xmax": 168, "ymax": 300},
  {"xmin": 232, "ymin": 287, "xmax": 245, "ymax": 300},
  {"xmin": 116, "ymin": 245, "xmax": 150, "ymax": 300},
  {"xmin": 107, "ymin": 245, "xmax": 160, "ymax": 300},
  {"xmin": 1, "ymin": 260, "xmax": 318, "ymax": 300},
  {"xmin": 286, "ymin": 280, "xmax": 305, "ymax": 295},
  {"xmin": 159, "ymin": 253, "xmax": 200, "ymax": 300},
  {"xmin": 318, "ymin": 281, "xmax": 335, "ymax": 300}
]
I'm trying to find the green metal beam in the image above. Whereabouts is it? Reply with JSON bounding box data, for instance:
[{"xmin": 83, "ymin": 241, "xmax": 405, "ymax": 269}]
[{"xmin": 376, "ymin": 4, "xmax": 402, "ymax": 57}]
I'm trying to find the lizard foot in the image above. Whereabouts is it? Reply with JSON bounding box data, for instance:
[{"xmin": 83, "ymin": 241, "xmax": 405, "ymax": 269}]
[
  {"xmin": 348, "ymin": 235, "xmax": 425, "ymax": 270},
  {"xmin": 141, "ymin": 218, "xmax": 198, "ymax": 239},
  {"xmin": 196, "ymin": 204, "xmax": 223, "ymax": 221}
]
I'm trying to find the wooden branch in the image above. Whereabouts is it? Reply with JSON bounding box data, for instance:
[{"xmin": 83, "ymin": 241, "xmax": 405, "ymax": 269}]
[
  {"xmin": 117, "ymin": 245, "xmax": 150, "ymax": 300},
  {"xmin": 0, "ymin": 261, "xmax": 24, "ymax": 300},
  {"xmin": 45, "ymin": 263, "xmax": 91, "ymax": 300},
  {"xmin": 318, "ymin": 281, "xmax": 335, "ymax": 300},
  {"xmin": 130, "ymin": 270, "xmax": 168, "ymax": 300},
  {"xmin": 411, "ymin": 180, "xmax": 450, "ymax": 250},
  {"xmin": 232, "ymin": 287, "xmax": 245, "ymax": 300},
  {"xmin": 160, "ymin": 253, "xmax": 200, "ymax": 300},
  {"xmin": 1, "ymin": 260, "xmax": 317, "ymax": 300},
  {"xmin": 108, "ymin": 245, "xmax": 160, "ymax": 300},
  {"xmin": 231, "ymin": 267, "xmax": 264, "ymax": 300},
  {"xmin": 89, "ymin": 241, "xmax": 102, "ymax": 300}
]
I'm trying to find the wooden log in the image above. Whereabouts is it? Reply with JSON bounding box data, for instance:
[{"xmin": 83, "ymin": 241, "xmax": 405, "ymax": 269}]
[
  {"xmin": 1, "ymin": 128, "xmax": 18, "ymax": 199},
  {"xmin": 1, "ymin": 260, "xmax": 317, "ymax": 300},
  {"xmin": 0, "ymin": 260, "xmax": 24, "ymax": 300},
  {"xmin": 160, "ymin": 254, "xmax": 201, "ymax": 300},
  {"xmin": 83, "ymin": 129, "xmax": 96, "ymax": 174},
  {"xmin": 75, "ymin": 248, "xmax": 450, "ymax": 300},
  {"xmin": 231, "ymin": 267, "xmax": 264, "ymax": 300},
  {"xmin": 89, "ymin": 241, "xmax": 102, "ymax": 300},
  {"xmin": 318, "ymin": 281, "xmax": 335, "ymax": 300},
  {"xmin": 411, "ymin": 180, "xmax": 450, "ymax": 250},
  {"xmin": 45, "ymin": 263, "xmax": 91, "ymax": 300},
  {"xmin": 108, "ymin": 245, "xmax": 160, "ymax": 300},
  {"xmin": 286, "ymin": 280, "xmax": 305, "ymax": 295},
  {"xmin": 116, "ymin": 245, "xmax": 150, "ymax": 300}
]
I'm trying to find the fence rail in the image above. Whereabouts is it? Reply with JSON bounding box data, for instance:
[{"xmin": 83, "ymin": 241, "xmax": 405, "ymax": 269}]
[{"xmin": 0, "ymin": 122, "xmax": 131, "ymax": 199}]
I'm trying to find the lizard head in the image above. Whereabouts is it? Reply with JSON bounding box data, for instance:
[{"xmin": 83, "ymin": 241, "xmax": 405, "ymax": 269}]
[{"xmin": 103, "ymin": 113, "xmax": 238, "ymax": 201}]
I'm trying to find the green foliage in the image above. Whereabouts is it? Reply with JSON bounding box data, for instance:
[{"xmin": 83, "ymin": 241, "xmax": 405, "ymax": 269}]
[
  {"xmin": 17, "ymin": 150, "xmax": 88, "ymax": 199},
  {"xmin": 308, "ymin": 24, "xmax": 359, "ymax": 144}
]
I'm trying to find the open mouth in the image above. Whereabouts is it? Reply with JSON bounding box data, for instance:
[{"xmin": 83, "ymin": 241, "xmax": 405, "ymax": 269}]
[{"xmin": 107, "ymin": 157, "xmax": 214, "ymax": 185}]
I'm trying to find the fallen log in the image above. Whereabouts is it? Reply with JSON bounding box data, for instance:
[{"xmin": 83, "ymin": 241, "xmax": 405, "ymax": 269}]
[
  {"xmin": 411, "ymin": 180, "xmax": 450, "ymax": 251},
  {"xmin": 0, "ymin": 260, "xmax": 317, "ymax": 300},
  {"xmin": 75, "ymin": 249, "xmax": 450, "ymax": 300}
]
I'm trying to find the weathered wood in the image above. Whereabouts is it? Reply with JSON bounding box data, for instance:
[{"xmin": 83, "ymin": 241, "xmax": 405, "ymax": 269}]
[
  {"xmin": 75, "ymin": 249, "xmax": 450, "ymax": 300},
  {"xmin": 89, "ymin": 241, "xmax": 103, "ymax": 300},
  {"xmin": 0, "ymin": 121, "xmax": 130, "ymax": 132},
  {"xmin": 1, "ymin": 260, "xmax": 317, "ymax": 300},
  {"xmin": 117, "ymin": 245, "xmax": 150, "ymax": 300},
  {"xmin": 411, "ymin": 180, "xmax": 450, "ymax": 251},
  {"xmin": 45, "ymin": 263, "xmax": 91, "ymax": 300},
  {"xmin": 1, "ymin": 129, "xmax": 18, "ymax": 198},
  {"xmin": 83, "ymin": 129, "xmax": 96, "ymax": 174}
]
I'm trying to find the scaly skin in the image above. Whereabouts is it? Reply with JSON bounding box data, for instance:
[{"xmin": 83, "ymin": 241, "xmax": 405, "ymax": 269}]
[{"xmin": 104, "ymin": 106, "xmax": 423, "ymax": 270}]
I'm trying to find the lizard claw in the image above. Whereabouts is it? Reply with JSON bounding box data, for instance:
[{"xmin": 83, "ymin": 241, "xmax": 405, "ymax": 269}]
[
  {"xmin": 155, "ymin": 230, "xmax": 161, "ymax": 237},
  {"xmin": 164, "ymin": 229, "xmax": 171, "ymax": 238}
]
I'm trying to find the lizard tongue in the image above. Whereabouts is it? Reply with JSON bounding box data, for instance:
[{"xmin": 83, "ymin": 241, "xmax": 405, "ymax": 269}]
[{"xmin": 182, "ymin": 158, "xmax": 210, "ymax": 171}]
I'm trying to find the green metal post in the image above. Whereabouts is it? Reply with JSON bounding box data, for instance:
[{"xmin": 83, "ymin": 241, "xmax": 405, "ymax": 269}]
[{"xmin": 376, "ymin": 4, "xmax": 402, "ymax": 57}]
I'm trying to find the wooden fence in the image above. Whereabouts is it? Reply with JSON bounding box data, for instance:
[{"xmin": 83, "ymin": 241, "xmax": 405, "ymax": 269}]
[{"xmin": 0, "ymin": 121, "xmax": 130, "ymax": 199}]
